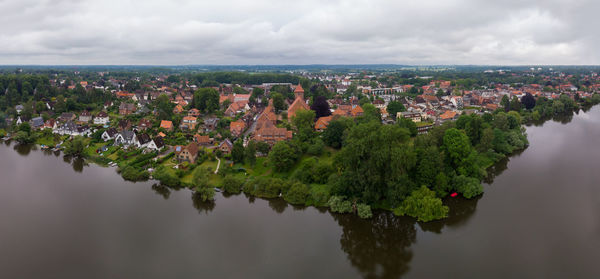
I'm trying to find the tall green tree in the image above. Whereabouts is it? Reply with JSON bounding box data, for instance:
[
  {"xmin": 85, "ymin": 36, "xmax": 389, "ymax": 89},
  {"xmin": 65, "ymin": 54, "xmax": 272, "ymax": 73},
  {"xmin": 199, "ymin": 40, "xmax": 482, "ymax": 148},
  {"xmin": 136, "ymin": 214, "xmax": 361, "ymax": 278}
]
[{"xmin": 387, "ymin": 101, "xmax": 406, "ymax": 119}]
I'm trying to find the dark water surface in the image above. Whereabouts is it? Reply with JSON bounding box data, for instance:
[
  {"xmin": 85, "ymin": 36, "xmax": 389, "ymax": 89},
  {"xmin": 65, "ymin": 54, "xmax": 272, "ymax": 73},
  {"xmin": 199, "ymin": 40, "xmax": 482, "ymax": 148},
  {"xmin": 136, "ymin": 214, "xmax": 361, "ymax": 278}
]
[{"xmin": 1, "ymin": 107, "xmax": 600, "ymax": 279}]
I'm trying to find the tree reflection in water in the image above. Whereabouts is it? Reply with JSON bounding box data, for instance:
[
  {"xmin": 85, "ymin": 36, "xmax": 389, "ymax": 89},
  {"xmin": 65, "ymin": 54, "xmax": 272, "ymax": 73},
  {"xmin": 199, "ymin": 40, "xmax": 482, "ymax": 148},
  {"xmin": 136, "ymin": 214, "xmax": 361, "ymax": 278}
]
[
  {"xmin": 267, "ymin": 198, "xmax": 288, "ymax": 213},
  {"xmin": 191, "ymin": 192, "xmax": 216, "ymax": 214},
  {"xmin": 13, "ymin": 143, "xmax": 32, "ymax": 156},
  {"xmin": 418, "ymin": 195, "xmax": 482, "ymax": 233},
  {"xmin": 151, "ymin": 184, "xmax": 171, "ymax": 200},
  {"xmin": 333, "ymin": 212, "xmax": 416, "ymax": 279}
]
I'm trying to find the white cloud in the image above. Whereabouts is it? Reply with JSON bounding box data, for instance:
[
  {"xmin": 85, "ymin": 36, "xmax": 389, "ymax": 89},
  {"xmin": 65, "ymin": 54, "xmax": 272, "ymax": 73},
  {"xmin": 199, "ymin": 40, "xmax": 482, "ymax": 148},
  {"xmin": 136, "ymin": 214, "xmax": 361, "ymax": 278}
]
[{"xmin": 0, "ymin": 0, "xmax": 596, "ymax": 65}]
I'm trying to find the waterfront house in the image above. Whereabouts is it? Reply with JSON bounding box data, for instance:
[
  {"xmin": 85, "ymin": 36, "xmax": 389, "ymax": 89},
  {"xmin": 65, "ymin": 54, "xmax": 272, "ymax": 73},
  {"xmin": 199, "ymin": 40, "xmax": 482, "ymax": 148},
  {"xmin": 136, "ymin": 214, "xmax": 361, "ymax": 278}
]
[
  {"xmin": 177, "ymin": 142, "xmax": 199, "ymax": 164},
  {"xmin": 30, "ymin": 117, "xmax": 44, "ymax": 130}
]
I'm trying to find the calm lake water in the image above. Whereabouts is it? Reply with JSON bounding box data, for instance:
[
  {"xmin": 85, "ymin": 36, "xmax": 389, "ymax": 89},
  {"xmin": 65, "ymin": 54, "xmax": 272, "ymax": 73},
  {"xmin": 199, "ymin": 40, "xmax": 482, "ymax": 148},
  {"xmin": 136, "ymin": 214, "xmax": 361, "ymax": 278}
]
[{"xmin": 2, "ymin": 107, "xmax": 600, "ymax": 279}]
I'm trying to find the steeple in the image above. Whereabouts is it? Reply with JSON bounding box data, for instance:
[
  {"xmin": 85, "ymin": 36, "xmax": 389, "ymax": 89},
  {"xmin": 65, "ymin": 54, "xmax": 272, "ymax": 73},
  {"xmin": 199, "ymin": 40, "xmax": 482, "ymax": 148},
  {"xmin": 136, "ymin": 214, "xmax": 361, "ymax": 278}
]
[{"xmin": 294, "ymin": 83, "xmax": 304, "ymax": 100}]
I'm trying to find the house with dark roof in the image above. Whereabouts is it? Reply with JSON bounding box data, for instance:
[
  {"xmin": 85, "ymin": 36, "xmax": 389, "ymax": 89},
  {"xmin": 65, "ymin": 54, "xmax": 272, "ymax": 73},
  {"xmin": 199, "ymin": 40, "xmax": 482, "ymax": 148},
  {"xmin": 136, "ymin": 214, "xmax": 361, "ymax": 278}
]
[
  {"xmin": 135, "ymin": 133, "xmax": 152, "ymax": 148},
  {"xmin": 30, "ymin": 117, "xmax": 44, "ymax": 130},
  {"xmin": 59, "ymin": 113, "xmax": 76, "ymax": 123},
  {"xmin": 114, "ymin": 130, "xmax": 136, "ymax": 146},
  {"xmin": 147, "ymin": 136, "xmax": 165, "ymax": 151},
  {"xmin": 102, "ymin": 128, "xmax": 118, "ymax": 141},
  {"xmin": 94, "ymin": 111, "xmax": 109, "ymax": 125}
]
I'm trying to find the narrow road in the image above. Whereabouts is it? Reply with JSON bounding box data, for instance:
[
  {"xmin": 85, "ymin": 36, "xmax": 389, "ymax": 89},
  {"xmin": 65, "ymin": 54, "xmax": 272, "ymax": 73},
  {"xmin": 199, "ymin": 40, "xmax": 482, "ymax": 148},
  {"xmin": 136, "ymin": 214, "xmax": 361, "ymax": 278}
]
[{"xmin": 214, "ymin": 157, "xmax": 221, "ymax": 174}]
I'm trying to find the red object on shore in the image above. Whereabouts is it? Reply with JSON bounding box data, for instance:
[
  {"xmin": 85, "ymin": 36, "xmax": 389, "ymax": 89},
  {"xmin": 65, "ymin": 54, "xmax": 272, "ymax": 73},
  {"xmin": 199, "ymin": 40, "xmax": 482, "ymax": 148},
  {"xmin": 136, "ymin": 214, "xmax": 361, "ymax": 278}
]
[{"xmin": 450, "ymin": 192, "xmax": 458, "ymax": 197}]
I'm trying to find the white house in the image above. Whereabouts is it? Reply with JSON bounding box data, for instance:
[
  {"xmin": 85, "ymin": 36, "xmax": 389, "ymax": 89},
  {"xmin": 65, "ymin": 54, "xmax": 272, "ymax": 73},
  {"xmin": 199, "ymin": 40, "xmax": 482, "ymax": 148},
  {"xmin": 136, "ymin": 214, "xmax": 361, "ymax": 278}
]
[
  {"xmin": 94, "ymin": 111, "xmax": 110, "ymax": 125},
  {"xmin": 114, "ymin": 130, "xmax": 136, "ymax": 146},
  {"xmin": 135, "ymin": 133, "xmax": 152, "ymax": 149},
  {"xmin": 146, "ymin": 136, "xmax": 165, "ymax": 151},
  {"xmin": 101, "ymin": 128, "xmax": 118, "ymax": 141}
]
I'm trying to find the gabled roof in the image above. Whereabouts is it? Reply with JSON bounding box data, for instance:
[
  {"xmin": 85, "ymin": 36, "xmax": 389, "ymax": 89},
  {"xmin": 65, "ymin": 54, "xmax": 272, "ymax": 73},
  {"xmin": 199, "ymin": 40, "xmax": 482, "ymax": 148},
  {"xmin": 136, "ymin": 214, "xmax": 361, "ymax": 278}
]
[
  {"xmin": 287, "ymin": 97, "xmax": 310, "ymax": 119},
  {"xmin": 137, "ymin": 133, "xmax": 152, "ymax": 145},
  {"xmin": 160, "ymin": 120, "xmax": 173, "ymax": 129},
  {"xmin": 153, "ymin": 136, "xmax": 165, "ymax": 149}
]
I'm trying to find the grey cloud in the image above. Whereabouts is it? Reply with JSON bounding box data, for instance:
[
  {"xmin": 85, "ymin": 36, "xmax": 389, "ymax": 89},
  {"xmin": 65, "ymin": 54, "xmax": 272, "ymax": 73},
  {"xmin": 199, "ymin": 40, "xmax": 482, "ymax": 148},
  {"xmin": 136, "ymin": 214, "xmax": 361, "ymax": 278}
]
[{"xmin": 0, "ymin": 0, "xmax": 597, "ymax": 65}]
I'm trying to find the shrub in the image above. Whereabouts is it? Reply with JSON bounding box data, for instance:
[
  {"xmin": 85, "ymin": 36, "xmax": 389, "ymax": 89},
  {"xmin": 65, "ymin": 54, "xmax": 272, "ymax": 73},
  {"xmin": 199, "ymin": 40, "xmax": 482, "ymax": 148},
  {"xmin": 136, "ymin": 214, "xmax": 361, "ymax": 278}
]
[
  {"xmin": 195, "ymin": 185, "xmax": 215, "ymax": 202},
  {"xmin": 283, "ymin": 182, "xmax": 310, "ymax": 205},
  {"xmin": 393, "ymin": 186, "xmax": 449, "ymax": 222},
  {"xmin": 357, "ymin": 203, "xmax": 373, "ymax": 219},
  {"xmin": 222, "ymin": 175, "xmax": 245, "ymax": 194},
  {"xmin": 453, "ymin": 175, "xmax": 483, "ymax": 199},
  {"xmin": 328, "ymin": 196, "xmax": 352, "ymax": 213},
  {"xmin": 153, "ymin": 166, "xmax": 181, "ymax": 187},
  {"xmin": 120, "ymin": 166, "xmax": 150, "ymax": 181}
]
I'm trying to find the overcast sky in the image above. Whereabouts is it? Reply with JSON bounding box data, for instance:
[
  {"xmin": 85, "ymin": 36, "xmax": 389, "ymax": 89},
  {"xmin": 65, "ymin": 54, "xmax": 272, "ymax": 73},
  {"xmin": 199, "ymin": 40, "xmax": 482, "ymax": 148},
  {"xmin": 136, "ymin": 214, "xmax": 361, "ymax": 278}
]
[{"xmin": 0, "ymin": 0, "xmax": 596, "ymax": 65}]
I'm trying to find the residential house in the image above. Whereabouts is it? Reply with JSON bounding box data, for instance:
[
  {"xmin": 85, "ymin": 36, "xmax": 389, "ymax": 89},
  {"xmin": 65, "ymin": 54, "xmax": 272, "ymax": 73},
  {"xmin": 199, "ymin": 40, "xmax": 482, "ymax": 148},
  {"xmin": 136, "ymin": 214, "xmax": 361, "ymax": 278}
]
[
  {"xmin": 224, "ymin": 101, "xmax": 249, "ymax": 117},
  {"xmin": 173, "ymin": 104, "xmax": 184, "ymax": 114},
  {"xmin": 188, "ymin": 108, "xmax": 201, "ymax": 117},
  {"xmin": 160, "ymin": 120, "xmax": 173, "ymax": 131},
  {"xmin": 101, "ymin": 128, "xmax": 118, "ymax": 141},
  {"xmin": 138, "ymin": 119, "xmax": 153, "ymax": 131},
  {"xmin": 350, "ymin": 105, "xmax": 364, "ymax": 117},
  {"xmin": 315, "ymin": 116, "xmax": 333, "ymax": 132},
  {"xmin": 177, "ymin": 142, "xmax": 199, "ymax": 163},
  {"xmin": 43, "ymin": 119, "xmax": 57, "ymax": 130},
  {"xmin": 30, "ymin": 117, "xmax": 44, "ymax": 130},
  {"xmin": 59, "ymin": 112, "xmax": 76, "ymax": 123},
  {"xmin": 230, "ymin": 120, "xmax": 246, "ymax": 137},
  {"xmin": 135, "ymin": 133, "xmax": 152, "ymax": 149},
  {"xmin": 114, "ymin": 130, "xmax": 136, "ymax": 146},
  {"xmin": 119, "ymin": 103, "xmax": 136, "ymax": 115},
  {"xmin": 253, "ymin": 119, "xmax": 292, "ymax": 145},
  {"xmin": 204, "ymin": 118, "xmax": 219, "ymax": 132},
  {"xmin": 399, "ymin": 112, "xmax": 422, "ymax": 122},
  {"xmin": 118, "ymin": 119, "xmax": 132, "ymax": 131},
  {"xmin": 94, "ymin": 111, "xmax": 109, "ymax": 125},
  {"xmin": 180, "ymin": 116, "xmax": 197, "ymax": 131},
  {"xmin": 194, "ymin": 134, "xmax": 213, "ymax": 146},
  {"xmin": 147, "ymin": 136, "xmax": 165, "ymax": 151},
  {"xmin": 218, "ymin": 139, "xmax": 233, "ymax": 154},
  {"xmin": 79, "ymin": 110, "xmax": 92, "ymax": 123},
  {"xmin": 373, "ymin": 99, "xmax": 386, "ymax": 109},
  {"xmin": 439, "ymin": 110, "xmax": 459, "ymax": 122},
  {"xmin": 54, "ymin": 121, "xmax": 90, "ymax": 136}
]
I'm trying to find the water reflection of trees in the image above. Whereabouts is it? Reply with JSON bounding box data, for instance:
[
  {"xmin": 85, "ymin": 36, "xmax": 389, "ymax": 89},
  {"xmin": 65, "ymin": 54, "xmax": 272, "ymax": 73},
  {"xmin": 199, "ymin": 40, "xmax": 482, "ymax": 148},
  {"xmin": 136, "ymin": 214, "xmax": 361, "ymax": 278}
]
[
  {"xmin": 191, "ymin": 192, "xmax": 216, "ymax": 214},
  {"xmin": 13, "ymin": 143, "xmax": 32, "ymax": 156},
  {"xmin": 267, "ymin": 198, "xmax": 288, "ymax": 213},
  {"xmin": 333, "ymin": 212, "xmax": 416, "ymax": 279},
  {"xmin": 418, "ymin": 195, "xmax": 482, "ymax": 233},
  {"xmin": 151, "ymin": 184, "xmax": 171, "ymax": 200}
]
